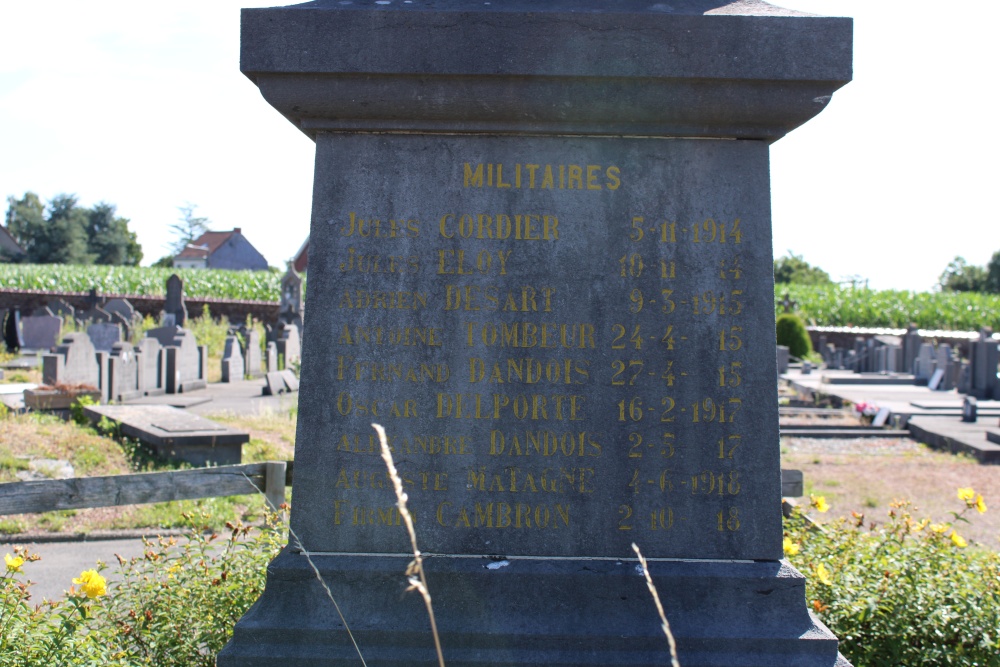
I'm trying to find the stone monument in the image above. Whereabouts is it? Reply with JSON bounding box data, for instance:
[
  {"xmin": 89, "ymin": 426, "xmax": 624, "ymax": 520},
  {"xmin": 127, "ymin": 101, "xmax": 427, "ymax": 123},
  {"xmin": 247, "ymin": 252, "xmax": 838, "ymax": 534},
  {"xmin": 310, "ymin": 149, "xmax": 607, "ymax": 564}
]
[{"xmin": 221, "ymin": 2, "xmax": 852, "ymax": 666}]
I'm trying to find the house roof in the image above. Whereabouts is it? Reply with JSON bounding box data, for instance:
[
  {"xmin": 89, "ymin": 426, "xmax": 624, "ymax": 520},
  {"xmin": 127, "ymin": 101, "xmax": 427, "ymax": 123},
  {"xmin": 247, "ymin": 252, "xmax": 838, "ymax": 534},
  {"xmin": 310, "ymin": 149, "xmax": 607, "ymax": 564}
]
[
  {"xmin": 175, "ymin": 228, "xmax": 242, "ymax": 260},
  {"xmin": 0, "ymin": 225, "xmax": 25, "ymax": 257},
  {"xmin": 292, "ymin": 235, "xmax": 309, "ymax": 273}
]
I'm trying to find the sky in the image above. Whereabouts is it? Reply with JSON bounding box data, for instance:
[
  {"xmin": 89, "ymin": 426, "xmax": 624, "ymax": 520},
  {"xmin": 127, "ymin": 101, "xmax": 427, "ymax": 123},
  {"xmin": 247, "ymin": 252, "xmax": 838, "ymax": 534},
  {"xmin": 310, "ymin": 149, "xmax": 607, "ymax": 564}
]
[{"xmin": 0, "ymin": 1, "xmax": 996, "ymax": 291}]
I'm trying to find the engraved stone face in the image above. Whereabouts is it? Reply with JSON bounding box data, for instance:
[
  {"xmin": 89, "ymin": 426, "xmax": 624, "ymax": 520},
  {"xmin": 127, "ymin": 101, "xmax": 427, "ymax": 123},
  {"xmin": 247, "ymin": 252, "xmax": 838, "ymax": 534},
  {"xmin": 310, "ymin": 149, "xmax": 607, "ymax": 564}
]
[{"xmin": 292, "ymin": 133, "xmax": 781, "ymax": 560}]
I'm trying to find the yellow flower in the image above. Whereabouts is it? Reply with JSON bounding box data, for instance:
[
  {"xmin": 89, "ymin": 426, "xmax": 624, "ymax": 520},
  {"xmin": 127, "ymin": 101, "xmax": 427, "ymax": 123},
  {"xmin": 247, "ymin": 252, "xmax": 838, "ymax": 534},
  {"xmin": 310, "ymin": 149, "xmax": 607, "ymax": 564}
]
[
  {"xmin": 73, "ymin": 569, "xmax": 107, "ymax": 598},
  {"xmin": 958, "ymin": 487, "xmax": 976, "ymax": 503},
  {"xmin": 783, "ymin": 537, "xmax": 801, "ymax": 556},
  {"xmin": 4, "ymin": 553, "xmax": 24, "ymax": 572},
  {"xmin": 815, "ymin": 563, "xmax": 833, "ymax": 585},
  {"xmin": 951, "ymin": 531, "xmax": 968, "ymax": 548},
  {"xmin": 930, "ymin": 523, "xmax": 949, "ymax": 534},
  {"xmin": 810, "ymin": 495, "xmax": 830, "ymax": 513},
  {"xmin": 975, "ymin": 494, "xmax": 987, "ymax": 514}
]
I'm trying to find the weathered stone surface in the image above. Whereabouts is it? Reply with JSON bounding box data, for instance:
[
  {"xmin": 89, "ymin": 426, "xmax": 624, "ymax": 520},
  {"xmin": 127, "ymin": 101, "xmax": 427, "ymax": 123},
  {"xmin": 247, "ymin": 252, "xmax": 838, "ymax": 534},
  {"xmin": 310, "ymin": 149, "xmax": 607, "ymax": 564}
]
[
  {"xmin": 274, "ymin": 322, "xmax": 300, "ymax": 370},
  {"xmin": 146, "ymin": 326, "xmax": 206, "ymax": 393},
  {"xmin": 42, "ymin": 333, "xmax": 100, "ymax": 389},
  {"xmin": 221, "ymin": 335, "xmax": 246, "ymax": 383},
  {"xmin": 83, "ymin": 404, "xmax": 246, "ymax": 465},
  {"xmin": 137, "ymin": 336, "xmax": 166, "ymax": 396},
  {"xmin": 87, "ymin": 322, "xmax": 122, "ymax": 353},
  {"xmin": 164, "ymin": 274, "xmax": 187, "ymax": 327},
  {"xmin": 222, "ymin": 2, "xmax": 853, "ymax": 666},
  {"xmin": 19, "ymin": 314, "xmax": 62, "ymax": 351},
  {"xmin": 243, "ymin": 328, "xmax": 265, "ymax": 377},
  {"xmin": 108, "ymin": 342, "xmax": 143, "ymax": 402}
]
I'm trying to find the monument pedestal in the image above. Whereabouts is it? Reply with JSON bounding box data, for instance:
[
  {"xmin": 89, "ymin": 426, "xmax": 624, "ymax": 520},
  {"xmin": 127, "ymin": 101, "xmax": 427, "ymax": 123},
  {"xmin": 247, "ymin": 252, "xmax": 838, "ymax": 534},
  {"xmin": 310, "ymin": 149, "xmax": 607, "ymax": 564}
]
[
  {"xmin": 225, "ymin": 2, "xmax": 853, "ymax": 665},
  {"xmin": 221, "ymin": 550, "xmax": 846, "ymax": 666}
]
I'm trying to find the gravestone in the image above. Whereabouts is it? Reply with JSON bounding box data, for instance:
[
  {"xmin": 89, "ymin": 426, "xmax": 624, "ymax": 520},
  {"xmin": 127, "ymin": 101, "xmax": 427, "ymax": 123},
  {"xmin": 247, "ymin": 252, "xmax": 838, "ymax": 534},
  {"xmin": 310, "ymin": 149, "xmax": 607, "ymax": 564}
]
[
  {"xmin": 242, "ymin": 328, "xmax": 265, "ymax": 378},
  {"xmin": 221, "ymin": 335, "xmax": 246, "ymax": 383},
  {"xmin": 914, "ymin": 343, "xmax": 936, "ymax": 383},
  {"xmin": 163, "ymin": 274, "xmax": 188, "ymax": 327},
  {"xmin": 19, "ymin": 314, "xmax": 63, "ymax": 351},
  {"xmin": 137, "ymin": 336, "xmax": 166, "ymax": 396},
  {"xmin": 901, "ymin": 323, "xmax": 921, "ymax": 374},
  {"xmin": 104, "ymin": 298, "xmax": 137, "ymax": 338},
  {"xmin": 87, "ymin": 322, "xmax": 122, "ymax": 353},
  {"xmin": 107, "ymin": 341, "xmax": 143, "ymax": 402},
  {"xmin": 48, "ymin": 299, "xmax": 77, "ymax": 323},
  {"xmin": 146, "ymin": 326, "xmax": 207, "ymax": 393},
  {"xmin": 221, "ymin": 3, "xmax": 852, "ymax": 666},
  {"xmin": 280, "ymin": 266, "xmax": 304, "ymax": 329},
  {"xmin": 80, "ymin": 290, "xmax": 113, "ymax": 325},
  {"xmin": 776, "ymin": 344, "xmax": 790, "ymax": 375},
  {"xmin": 968, "ymin": 328, "xmax": 999, "ymax": 400},
  {"xmin": 265, "ymin": 341, "xmax": 278, "ymax": 373},
  {"xmin": 3, "ymin": 308, "xmax": 23, "ymax": 352},
  {"xmin": 274, "ymin": 322, "xmax": 301, "ymax": 370},
  {"xmin": 42, "ymin": 333, "xmax": 100, "ymax": 389},
  {"xmin": 962, "ymin": 396, "xmax": 978, "ymax": 423}
]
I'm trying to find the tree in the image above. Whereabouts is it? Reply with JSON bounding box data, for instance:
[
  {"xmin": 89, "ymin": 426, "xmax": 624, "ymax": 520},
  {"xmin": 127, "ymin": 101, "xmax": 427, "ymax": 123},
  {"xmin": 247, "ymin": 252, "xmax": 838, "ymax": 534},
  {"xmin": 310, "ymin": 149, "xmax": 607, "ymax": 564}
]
[
  {"xmin": 4, "ymin": 192, "xmax": 143, "ymax": 265},
  {"xmin": 986, "ymin": 251, "xmax": 1000, "ymax": 294},
  {"xmin": 86, "ymin": 202, "xmax": 143, "ymax": 266},
  {"xmin": 6, "ymin": 192, "xmax": 91, "ymax": 264},
  {"xmin": 169, "ymin": 204, "xmax": 210, "ymax": 254},
  {"xmin": 773, "ymin": 252, "xmax": 832, "ymax": 285},
  {"xmin": 938, "ymin": 256, "xmax": 989, "ymax": 293}
]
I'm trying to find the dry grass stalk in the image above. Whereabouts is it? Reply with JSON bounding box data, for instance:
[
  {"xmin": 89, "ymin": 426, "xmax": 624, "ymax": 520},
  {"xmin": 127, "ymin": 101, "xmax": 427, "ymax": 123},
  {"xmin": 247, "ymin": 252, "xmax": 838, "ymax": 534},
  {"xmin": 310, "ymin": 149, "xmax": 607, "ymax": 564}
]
[
  {"xmin": 241, "ymin": 472, "xmax": 368, "ymax": 666},
  {"xmin": 632, "ymin": 542, "xmax": 681, "ymax": 667},
  {"xmin": 373, "ymin": 422, "xmax": 446, "ymax": 667}
]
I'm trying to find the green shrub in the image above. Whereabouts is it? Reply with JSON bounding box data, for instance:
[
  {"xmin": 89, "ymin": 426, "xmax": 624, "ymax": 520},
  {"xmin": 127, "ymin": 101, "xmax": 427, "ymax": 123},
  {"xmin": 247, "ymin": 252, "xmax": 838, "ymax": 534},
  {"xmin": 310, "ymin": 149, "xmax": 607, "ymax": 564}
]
[
  {"xmin": 776, "ymin": 313, "xmax": 813, "ymax": 359},
  {"xmin": 0, "ymin": 509, "xmax": 286, "ymax": 666},
  {"xmin": 785, "ymin": 491, "xmax": 1000, "ymax": 667}
]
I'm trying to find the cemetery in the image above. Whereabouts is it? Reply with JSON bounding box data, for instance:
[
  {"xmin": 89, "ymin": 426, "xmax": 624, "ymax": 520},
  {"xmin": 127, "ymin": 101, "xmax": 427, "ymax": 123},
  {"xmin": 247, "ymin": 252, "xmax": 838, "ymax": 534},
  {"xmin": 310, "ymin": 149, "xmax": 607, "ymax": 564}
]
[{"xmin": 1, "ymin": 2, "xmax": 1000, "ymax": 667}]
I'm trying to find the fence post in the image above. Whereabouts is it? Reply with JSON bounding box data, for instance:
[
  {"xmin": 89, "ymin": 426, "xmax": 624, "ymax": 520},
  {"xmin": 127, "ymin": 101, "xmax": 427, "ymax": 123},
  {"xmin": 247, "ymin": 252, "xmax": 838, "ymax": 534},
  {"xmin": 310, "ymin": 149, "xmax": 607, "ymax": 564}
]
[{"xmin": 264, "ymin": 461, "xmax": 287, "ymax": 511}]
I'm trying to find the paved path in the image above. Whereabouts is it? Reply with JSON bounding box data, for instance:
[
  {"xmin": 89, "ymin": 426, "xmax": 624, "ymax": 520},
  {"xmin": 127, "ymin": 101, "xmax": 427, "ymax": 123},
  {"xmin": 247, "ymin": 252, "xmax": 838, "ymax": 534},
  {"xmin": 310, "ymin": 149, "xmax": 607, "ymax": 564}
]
[{"xmin": 1, "ymin": 537, "xmax": 150, "ymax": 601}]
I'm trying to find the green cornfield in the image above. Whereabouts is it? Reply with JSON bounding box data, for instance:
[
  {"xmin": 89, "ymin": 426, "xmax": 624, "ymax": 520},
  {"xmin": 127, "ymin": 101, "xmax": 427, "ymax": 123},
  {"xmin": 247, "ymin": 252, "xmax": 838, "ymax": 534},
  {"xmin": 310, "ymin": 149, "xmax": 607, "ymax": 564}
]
[
  {"xmin": 2, "ymin": 265, "xmax": 999, "ymax": 330},
  {"xmin": 776, "ymin": 284, "xmax": 1000, "ymax": 331},
  {"xmin": 0, "ymin": 265, "xmax": 283, "ymax": 302}
]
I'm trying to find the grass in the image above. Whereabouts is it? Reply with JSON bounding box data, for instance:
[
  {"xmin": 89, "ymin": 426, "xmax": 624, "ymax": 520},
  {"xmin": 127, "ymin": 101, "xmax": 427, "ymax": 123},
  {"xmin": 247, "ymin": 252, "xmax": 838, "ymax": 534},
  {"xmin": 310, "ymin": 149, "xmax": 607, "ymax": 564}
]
[
  {"xmin": 0, "ymin": 405, "xmax": 297, "ymax": 536},
  {"xmin": 782, "ymin": 438, "xmax": 1000, "ymax": 546}
]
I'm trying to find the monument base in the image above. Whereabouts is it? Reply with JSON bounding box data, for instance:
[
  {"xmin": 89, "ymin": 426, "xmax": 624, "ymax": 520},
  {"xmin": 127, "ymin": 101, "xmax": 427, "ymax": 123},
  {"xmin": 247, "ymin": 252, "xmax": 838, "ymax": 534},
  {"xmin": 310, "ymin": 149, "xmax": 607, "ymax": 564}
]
[{"xmin": 219, "ymin": 549, "xmax": 849, "ymax": 667}]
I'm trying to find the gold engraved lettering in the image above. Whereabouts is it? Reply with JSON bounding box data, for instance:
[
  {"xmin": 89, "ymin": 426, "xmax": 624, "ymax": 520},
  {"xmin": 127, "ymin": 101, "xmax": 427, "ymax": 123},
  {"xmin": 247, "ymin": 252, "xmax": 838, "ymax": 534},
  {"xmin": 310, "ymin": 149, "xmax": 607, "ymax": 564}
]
[
  {"xmin": 339, "ymin": 212, "xmax": 419, "ymax": 238},
  {"xmin": 339, "ymin": 247, "xmax": 419, "ymax": 274},
  {"xmin": 463, "ymin": 162, "xmax": 620, "ymax": 191},
  {"xmin": 436, "ymin": 249, "xmax": 512, "ymax": 275},
  {"xmin": 435, "ymin": 392, "xmax": 585, "ymax": 421},
  {"xmin": 468, "ymin": 357, "xmax": 590, "ymax": 385},
  {"xmin": 336, "ymin": 432, "xmax": 472, "ymax": 455},
  {"xmin": 465, "ymin": 466, "xmax": 595, "ymax": 494},
  {"xmin": 436, "ymin": 501, "xmax": 570, "ymax": 529},
  {"xmin": 337, "ymin": 325, "xmax": 443, "ymax": 347},
  {"xmin": 488, "ymin": 430, "xmax": 601, "ymax": 457},
  {"xmin": 462, "ymin": 321, "xmax": 594, "ymax": 349},
  {"xmin": 338, "ymin": 290, "xmax": 427, "ymax": 310},
  {"xmin": 444, "ymin": 285, "xmax": 556, "ymax": 312},
  {"xmin": 438, "ymin": 213, "xmax": 559, "ymax": 241},
  {"xmin": 335, "ymin": 355, "xmax": 450, "ymax": 383}
]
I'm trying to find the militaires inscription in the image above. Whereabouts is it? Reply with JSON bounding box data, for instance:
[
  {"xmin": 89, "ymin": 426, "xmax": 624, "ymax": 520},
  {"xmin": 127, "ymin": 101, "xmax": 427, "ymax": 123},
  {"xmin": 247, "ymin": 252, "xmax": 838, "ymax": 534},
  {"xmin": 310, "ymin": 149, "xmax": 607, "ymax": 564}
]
[{"xmin": 294, "ymin": 134, "xmax": 779, "ymax": 560}]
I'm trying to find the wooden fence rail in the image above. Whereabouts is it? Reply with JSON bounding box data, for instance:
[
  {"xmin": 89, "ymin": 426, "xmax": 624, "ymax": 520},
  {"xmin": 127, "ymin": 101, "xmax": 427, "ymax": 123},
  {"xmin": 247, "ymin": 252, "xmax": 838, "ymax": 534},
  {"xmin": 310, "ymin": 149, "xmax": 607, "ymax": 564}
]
[
  {"xmin": 0, "ymin": 463, "xmax": 801, "ymax": 517},
  {"xmin": 0, "ymin": 461, "xmax": 288, "ymax": 516}
]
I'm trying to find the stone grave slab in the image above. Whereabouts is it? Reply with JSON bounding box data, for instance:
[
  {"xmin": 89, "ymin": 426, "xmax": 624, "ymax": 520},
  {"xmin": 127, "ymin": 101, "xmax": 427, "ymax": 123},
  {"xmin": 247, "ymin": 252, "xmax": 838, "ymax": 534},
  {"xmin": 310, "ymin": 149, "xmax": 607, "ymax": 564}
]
[
  {"xmin": 243, "ymin": 328, "xmax": 265, "ymax": 377},
  {"xmin": 263, "ymin": 371, "xmax": 298, "ymax": 396},
  {"xmin": 164, "ymin": 274, "xmax": 187, "ymax": 326},
  {"xmin": 221, "ymin": 335, "xmax": 245, "ymax": 383},
  {"xmin": 19, "ymin": 314, "xmax": 62, "ymax": 351},
  {"xmin": 83, "ymin": 404, "xmax": 246, "ymax": 465},
  {"xmin": 42, "ymin": 333, "xmax": 100, "ymax": 389},
  {"xmin": 87, "ymin": 322, "xmax": 122, "ymax": 353},
  {"xmin": 221, "ymin": 3, "xmax": 853, "ymax": 666}
]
